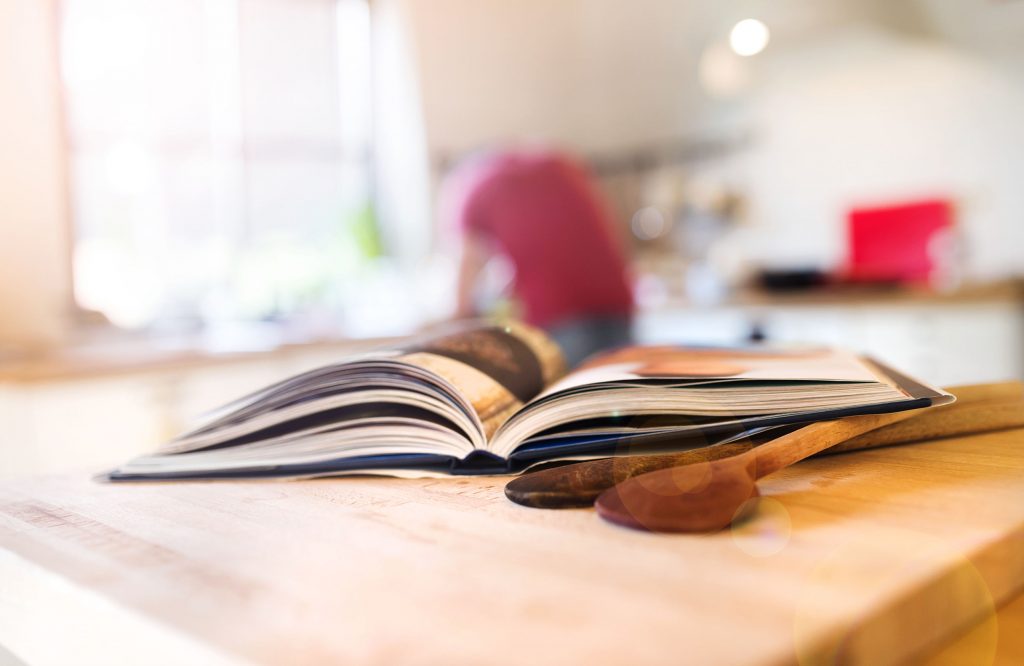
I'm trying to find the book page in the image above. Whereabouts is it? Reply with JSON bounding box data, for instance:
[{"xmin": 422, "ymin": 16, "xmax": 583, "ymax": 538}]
[
  {"xmin": 392, "ymin": 321, "xmax": 566, "ymax": 439},
  {"xmin": 537, "ymin": 345, "xmax": 893, "ymax": 400},
  {"xmin": 488, "ymin": 345, "xmax": 931, "ymax": 459}
]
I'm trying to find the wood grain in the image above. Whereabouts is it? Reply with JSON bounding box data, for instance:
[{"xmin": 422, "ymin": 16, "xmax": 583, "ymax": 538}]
[
  {"xmin": 830, "ymin": 396, "xmax": 1024, "ymax": 453},
  {"xmin": 3, "ymin": 430, "xmax": 1024, "ymax": 665},
  {"xmin": 923, "ymin": 585, "xmax": 1024, "ymax": 665}
]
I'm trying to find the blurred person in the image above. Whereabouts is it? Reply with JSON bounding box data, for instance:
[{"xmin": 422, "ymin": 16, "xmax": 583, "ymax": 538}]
[{"xmin": 442, "ymin": 147, "xmax": 634, "ymax": 367}]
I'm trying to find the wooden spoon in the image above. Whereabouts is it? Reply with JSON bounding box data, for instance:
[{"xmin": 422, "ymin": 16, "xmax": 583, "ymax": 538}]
[
  {"xmin": 594, "ymin": 409, "xmax": 929, "ymax": 532},
  {"xmin": 505, "ymin": 382, "xmax": 1024, "ymax": 509}
]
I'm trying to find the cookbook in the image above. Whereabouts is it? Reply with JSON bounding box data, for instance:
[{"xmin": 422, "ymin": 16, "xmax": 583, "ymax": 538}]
[{"xmin": 107, "ymin": 321, "xmax": 952, "ymax": 480}]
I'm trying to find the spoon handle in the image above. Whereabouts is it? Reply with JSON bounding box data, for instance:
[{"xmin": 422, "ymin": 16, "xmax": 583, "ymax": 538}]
[{"xmin": 751, "ymin": 409, "xmax": 925, "ymax": 479}]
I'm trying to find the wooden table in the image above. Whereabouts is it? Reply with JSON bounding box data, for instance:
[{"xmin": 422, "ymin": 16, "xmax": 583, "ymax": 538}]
[{"xmin": 3, "ymin": 429, "xmax": 1024, "ymax": 665}]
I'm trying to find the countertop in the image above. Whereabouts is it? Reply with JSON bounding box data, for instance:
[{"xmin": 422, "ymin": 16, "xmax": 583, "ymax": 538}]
[{"xmin": 3, "ymin": 428, "xmax": 1024, "ymax": 665}]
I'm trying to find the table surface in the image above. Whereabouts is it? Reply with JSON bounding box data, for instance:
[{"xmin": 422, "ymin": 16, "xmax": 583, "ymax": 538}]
[{"xmin": 3, "ymin": 429, "xmax": 1024, "ymax": 666}]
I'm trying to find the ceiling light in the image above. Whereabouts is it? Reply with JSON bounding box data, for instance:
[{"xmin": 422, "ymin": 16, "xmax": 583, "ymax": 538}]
[{"xmin": 729, "ymin": 19, "xmax": 770, "ymax": 57}]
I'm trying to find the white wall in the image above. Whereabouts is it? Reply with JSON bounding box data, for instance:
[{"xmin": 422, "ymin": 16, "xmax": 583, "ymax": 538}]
[
  {"xmin": 700, "ymin": 27, "xmax": 1024, "ymax": 280},
  {"xmin": 401, "ymin": 0, "xmax": 702, "ymax": 156},
  {"xmin": 398, "ymin": 0, "xmax": 930, "ymax": 157},
  {"xmin": 0, "ymin": 0, "xmax": 72, "ymax": 350},
  {"xmin": 916, "ymin": 0, "xmax": 1024, "ymax": 70}
]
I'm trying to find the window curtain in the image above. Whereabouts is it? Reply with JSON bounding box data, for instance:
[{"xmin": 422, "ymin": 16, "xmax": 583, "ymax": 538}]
[{"xmin": 371, "ymin": 0, "xmax": 432, "ymax": 268}]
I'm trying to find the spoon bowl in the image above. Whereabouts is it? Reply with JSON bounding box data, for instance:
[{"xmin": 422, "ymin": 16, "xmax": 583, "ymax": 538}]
[{"xmin": 595, "ymin": 455, "xmax": 760, "ymax": 532}]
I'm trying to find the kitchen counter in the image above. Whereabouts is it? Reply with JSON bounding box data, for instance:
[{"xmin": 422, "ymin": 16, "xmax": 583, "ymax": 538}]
[
  {"xmin": 0, "ymin": 336, "xmax": 388, "ymax": 384},
  {"xmin": 3, "ymin": 428, "xmax": 1024, "ymax": 665}
]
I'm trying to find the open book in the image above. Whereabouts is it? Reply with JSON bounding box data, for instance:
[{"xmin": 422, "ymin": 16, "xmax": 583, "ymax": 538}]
[{"xmin": 108, "ymin": 322, "xmax": 952, "ymax": 480}]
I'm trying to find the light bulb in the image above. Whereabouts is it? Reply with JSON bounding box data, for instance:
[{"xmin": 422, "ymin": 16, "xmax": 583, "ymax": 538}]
[{"xmin": 729, "ymin": 19, "xmax": 770, "ymax": 57}]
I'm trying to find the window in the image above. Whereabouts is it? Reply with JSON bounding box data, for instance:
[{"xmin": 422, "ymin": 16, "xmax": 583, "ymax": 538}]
[{"xmin": 60, "ymin": 0, "xmax": 375, "ymax": 333}]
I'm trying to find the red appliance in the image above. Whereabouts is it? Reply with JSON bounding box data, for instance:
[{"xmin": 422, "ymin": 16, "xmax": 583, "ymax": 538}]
[{"xmin": 846, "ymin": 199, "xmax": 954, "ymax": 284}]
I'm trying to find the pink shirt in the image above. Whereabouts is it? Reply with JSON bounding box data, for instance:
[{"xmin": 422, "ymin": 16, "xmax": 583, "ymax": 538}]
[{"xmin": 444, "ymin": 149, "xmax": 634, "ymax": 328}]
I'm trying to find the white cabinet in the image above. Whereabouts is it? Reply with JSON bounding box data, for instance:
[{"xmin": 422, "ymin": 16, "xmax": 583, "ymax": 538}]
[{"xmin": 637, "ymin": 296, "xmax": 1024, "ymax": 386}]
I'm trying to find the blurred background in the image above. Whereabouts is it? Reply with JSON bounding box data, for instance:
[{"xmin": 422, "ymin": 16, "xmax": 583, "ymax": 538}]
[{"xmin": 2, "ymin": 0, "xmax": 1023, "ymax": 474}]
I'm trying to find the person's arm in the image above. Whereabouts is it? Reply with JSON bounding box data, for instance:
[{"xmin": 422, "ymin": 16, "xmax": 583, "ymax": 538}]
[{"xmin": 454, "ymin": 229, "xmax": 490, "ymax": 319}]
